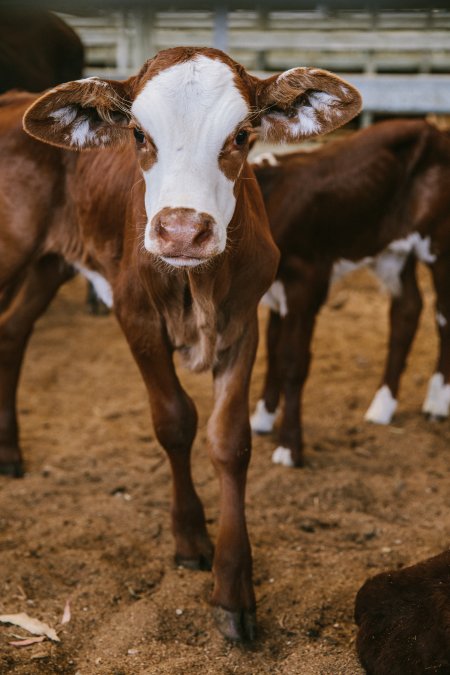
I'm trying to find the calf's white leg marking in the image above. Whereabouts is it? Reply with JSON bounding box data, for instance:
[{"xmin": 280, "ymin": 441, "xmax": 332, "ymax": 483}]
[
  {"xmin": 436, "ymin": 312, "xmax": 447, "ymax": 328},
  {"xmin": 422, "ymin": 373, "xmax": 450, "ymax": 418},
  {"xmin": 261, "ymin": 280, "xmax": 288, "ymax": 317},
  {"xmin": 250, "ymin": 400, "xmax": 277, "ymax": 434},
  {"xmin": 364, "ymin": 385, "xmax": 398, "ymax": 425},
  {"xmin": 74, "ymin": 264, "xmax": 113, "ymax": 308},
  {"xmin": 272, "ymin": 446, "xmax": 294, "ymax": 467}
]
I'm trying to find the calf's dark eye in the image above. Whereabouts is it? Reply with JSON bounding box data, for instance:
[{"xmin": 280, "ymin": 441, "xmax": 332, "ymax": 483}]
[
  {"xmin": 235, "ymin": 130, "xmax": 248, "ymax": 146},
  {"xmin": 133, "ymin": 127, "xmax": 145, "ymax": 144}
]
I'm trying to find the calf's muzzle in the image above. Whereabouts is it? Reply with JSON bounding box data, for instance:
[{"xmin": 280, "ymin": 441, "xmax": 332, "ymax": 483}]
[{"xmin": 152, "ymin": 207, "xmax": 216, "ymax": 261}]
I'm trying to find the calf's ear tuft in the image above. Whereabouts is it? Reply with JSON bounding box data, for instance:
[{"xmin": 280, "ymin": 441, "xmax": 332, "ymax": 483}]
[
  {"xmin": 254, "ymin": 68, "xmax": 362, "ymax": 142},
  {"xmin": 23, "ymin": 77, "xmax": 134, "ymax": 150}
]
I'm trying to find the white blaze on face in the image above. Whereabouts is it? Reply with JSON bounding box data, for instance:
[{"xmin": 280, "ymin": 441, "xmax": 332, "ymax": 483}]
[{"xmin": 131, "ymin": 56, "xmax": 249, "ymax": 255}]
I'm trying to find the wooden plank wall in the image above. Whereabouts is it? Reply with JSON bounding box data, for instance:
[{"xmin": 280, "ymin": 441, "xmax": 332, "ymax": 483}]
[{"xmin": 58, "ymin": 8, "xmax": 450, "ymax": 120}]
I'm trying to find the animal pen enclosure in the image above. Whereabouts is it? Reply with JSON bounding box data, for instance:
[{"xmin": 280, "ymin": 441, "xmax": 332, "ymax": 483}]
[
  {"xmin": 0, "ymin": 4, "xmax": 450, "ymax": 674},
  {"xmin": 60, "ymin": 7, "xmax": 450, "ymax": 123}
]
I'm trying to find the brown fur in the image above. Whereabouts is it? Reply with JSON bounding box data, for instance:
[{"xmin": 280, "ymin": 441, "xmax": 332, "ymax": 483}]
[
  {"xmin": 0, "ymin": 48, "xmax": 361, "ymax": 640},
  {"xmin": 253, "ymin": 119, "xmax": 450, "ymax": 466},
  {"xmin": 0, "ymin": 9, "xmax": 83, "ymax": 94},
  {"xmin": 355, "ymin": 550, "xmax": 450, "ymax": 674}
]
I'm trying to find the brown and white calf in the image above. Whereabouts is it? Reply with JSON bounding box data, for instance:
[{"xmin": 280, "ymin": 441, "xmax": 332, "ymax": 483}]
[
  {"xmin": 0, "ymin": 47, "xmax": 360, "ymax": 639},
  {"xmin": 250, "ymin": 119, "xmax": 450, "ymax": 468}
]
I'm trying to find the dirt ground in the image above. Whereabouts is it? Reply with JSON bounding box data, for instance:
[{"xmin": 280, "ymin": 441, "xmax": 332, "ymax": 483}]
[{"xmin": 0, "ymin": 264, "xmax": 449, "ymax": 675}]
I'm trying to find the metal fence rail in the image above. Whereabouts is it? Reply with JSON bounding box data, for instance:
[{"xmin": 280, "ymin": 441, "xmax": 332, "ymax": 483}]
[{"xmin": 58, "ymin": 8, "xmax": 450, "ymax": 120}]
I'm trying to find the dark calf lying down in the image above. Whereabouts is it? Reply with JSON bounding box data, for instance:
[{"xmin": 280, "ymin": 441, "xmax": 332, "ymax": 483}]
[
  {"xmin": 355, "ymin": 550, "xmax": 450, "ymax": 675},
  {"xmin": 0, "ymin": 47, "xmax": 360, "ymax": 640},
  {"xmin": 250, "ymin": 120, "xmax": 450, "ymax": 468}
]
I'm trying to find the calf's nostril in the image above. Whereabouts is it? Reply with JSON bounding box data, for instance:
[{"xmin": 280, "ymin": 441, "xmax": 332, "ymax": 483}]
[
  {"xmin": 194, "ymin": 218, "xmax": 213, "ymax": 245},
  {"xmin": 195, "ymin": 228, "xmax": 212, "ymax": 245},
  {"xmin": 155, "ymin": 218, "xmax": 171, "ymax": 241}
]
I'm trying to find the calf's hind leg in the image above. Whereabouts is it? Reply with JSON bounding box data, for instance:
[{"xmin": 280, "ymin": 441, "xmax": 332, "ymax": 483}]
[
  {"xmin": 251, "ymin": 309, "xmax": 283, "ymax": 434},
  {"xmin": 0, "ymin": 255, "xmax": 73, "ymax": 476},
  {"xmin": 365, "ymin": 255, "xmax": 422, "ymax": 424},
  {"xmin": 271, "ymin": 266, "xmax": 330, "ymax": 468},
  {"xmin": 423, "ymin": 254, "xmax": 450, "ymax": 419}
]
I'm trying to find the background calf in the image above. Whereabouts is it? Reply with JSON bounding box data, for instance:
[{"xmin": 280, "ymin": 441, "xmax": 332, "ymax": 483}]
[
  {"xmin": 250, "ymin": 119, "xmax": 450, "ymax": 467},
  {"xmin": 355, "ymin": 550, "xmax": 450, "ymax": 675}
]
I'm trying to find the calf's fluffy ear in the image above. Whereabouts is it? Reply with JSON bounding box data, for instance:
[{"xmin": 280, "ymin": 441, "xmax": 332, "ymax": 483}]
[
  {"xmin": 254, "ymin": 68, "xmax": 362, "ymax": 141},
  {"xmin": 23, "ymin": 77, "xmax": 133, "ymax": 150}
]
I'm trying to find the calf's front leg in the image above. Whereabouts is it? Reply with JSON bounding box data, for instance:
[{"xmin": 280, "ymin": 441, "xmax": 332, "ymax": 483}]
[
  {"xmin": 115, "ymin": 301, "xmax": 213, "ymax": 570},
  {"xmin": 208, "ymin": 318, "xmax": 259, "ymax": 642},
  {"xmin": 0, "ymin": 255, "xmax": 73, "ymax": 476}
]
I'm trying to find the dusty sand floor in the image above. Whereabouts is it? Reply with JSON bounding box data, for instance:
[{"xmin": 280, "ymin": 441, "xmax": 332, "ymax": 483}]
[{"xmin": 0, "ymin": 266, "xmax": 449, "ymax": 675}]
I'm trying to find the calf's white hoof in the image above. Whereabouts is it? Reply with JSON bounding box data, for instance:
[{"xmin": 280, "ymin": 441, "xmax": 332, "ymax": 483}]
[
  {"xmin": 250, "ymin": 399, "xmax": 277, "ymax": 434},
  {"xmin": 272, "ymin": 446, "xmax": 294, "ymax": 467},
  {"xmin": 422, "ymin": 373, "xmax": 450, "ymax": 419},
  {"xmin": 364, "ymin": 385, "xmax": 397, "ymax": 425}
]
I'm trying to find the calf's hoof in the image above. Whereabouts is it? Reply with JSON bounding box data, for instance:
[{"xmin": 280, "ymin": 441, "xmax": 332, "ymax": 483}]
[
  {"xmin": 213, "ymin": 606, "xmax": 257, "ymax": 642},
  {"xmin": 175, "ymin": 552, "xmax": 212, "ymax": 571},
  {"xmin": 0, "ymin": 446, "xmax": 24, "ymax": 478},
  {"xmin": 0, "ymin": 460, "xmax": 24, "ymax": 478},
  {"xmin": 250, "ymin": 400, "xmax": 277, "ymax": 435},
  {"xmin": 272, "ymin": 446, "xmax": 304, "ymax": 468},
  {"xmin": 424, "ymin": 412, "xmax": 447, "ymax": 422}
]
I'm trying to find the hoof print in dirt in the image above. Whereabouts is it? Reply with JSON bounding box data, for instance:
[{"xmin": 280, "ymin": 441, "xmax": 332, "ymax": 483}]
[{"xmin": 213, "ymin": 606, "xmax": 257, "ymax": 642}]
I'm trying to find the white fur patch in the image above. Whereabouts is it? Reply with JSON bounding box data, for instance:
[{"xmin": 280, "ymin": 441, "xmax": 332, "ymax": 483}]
[
  {"xmin": 261, "ymin": 280, "xmax": 288, "ymax": 317},
  {"xmin": 272, "ymin": 446, "xmax": 294, "ymax": 467},
  {"xmin": 364, "ymin": 385, "xmax": 398, "ymax": 425},
  {"xmin": 436, "ymin": 312, "xmax": 447, "ymax": 328},
  {"xmin": 308, "ymin": 91, "xmax": 340, "ymax": 119},
  {"xmin": 75, "ymin": 76, "xmax": 109, "ymax": 87},
  {"xmin": 250, "ymin": 400, "xmax": 277, "ymax": 433},
  {"xmin": 70, "ymin": 117, "xmax": 99, "ymax": 147},
  {"xmin": 410, "ymin": 233, "xmax": 436, "ymax": 264},
  {"xmin": 51, "ymin": 106, "xmax": 78, "ymax": 126},
  {"xmin": 422, "ymin": 372, "xmax": 450, "ymax": 418},
  {"xmin": 372, "ymin": 249, "xmax": 407, "ymax": 297},
  {"xmin": 263, "ymin": 78, "xmax": 343, "ymax": 139},
  {"xmin": 131, "ymin": 56, "xmax": 248, "ymax": 257},
  {"xmin": 374, "ymin": 234, "xmax": 435, "ymax": 296},
  {"xmin": 74, "ymin": 264, "xmax": 113, "ymax": 308},
  {"xmin": 332, "ymin": 233, "xmax": 436, "ymax": 297},
  {"xmin": 331, "ymin": 258, "xmax": 372, "ymax": 284},
  {"xmin": 252, "ymin": 152, "xmax": 279, "ymax": 167}
]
